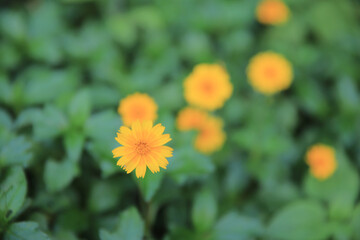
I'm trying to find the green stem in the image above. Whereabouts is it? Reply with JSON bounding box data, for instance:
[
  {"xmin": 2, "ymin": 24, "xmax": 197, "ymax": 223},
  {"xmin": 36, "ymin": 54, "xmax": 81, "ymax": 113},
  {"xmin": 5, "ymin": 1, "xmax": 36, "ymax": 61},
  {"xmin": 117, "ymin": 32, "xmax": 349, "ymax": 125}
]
[{"xmin": 144, "ymin": 201, "xmax": 152, "ymax": 239}]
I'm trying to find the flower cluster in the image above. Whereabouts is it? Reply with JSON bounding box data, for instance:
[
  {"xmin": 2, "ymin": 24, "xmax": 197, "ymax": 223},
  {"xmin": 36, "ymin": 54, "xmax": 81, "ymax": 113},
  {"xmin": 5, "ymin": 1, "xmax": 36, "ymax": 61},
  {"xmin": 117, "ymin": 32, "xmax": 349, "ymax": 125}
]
[
  {"xmin": 177, "ymin": 107, "xmax": 226, "ymax": 154},
  {"xmin": 112, "ymin": 1, "xmax": 338, "ymax": 180},
  {"xmin": 180, "ymin": 64, "xmax": 232, "ymax": 154}
]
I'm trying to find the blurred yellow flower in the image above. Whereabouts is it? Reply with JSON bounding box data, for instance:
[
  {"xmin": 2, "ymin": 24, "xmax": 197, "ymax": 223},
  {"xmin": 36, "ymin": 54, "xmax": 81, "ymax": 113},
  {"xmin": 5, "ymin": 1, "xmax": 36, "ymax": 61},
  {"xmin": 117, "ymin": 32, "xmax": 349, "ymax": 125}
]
[
  {"xmin": 118, "ymin": 93, "xmax": 158, "ymax": 126},
  {"xmin": 176, "ymin": 107, "xmax": 209, "ymax": 131},
  {"xmin": 306, "ymin": 144, "xmax": 337, "ymax": 180},
  {"xmin": 247, "ymin": 52, "xmax": 293, "ymax": 95},
  {"xmin": 195, "ymin": 116, "xmax": 226, "ymax": 154},
  {"xmin": 184, "ymin": 64, "xmax": 233, "ymax": 111},
  {"xmin": 256, "ymin": 0, "xmax": 290, "ymax": 25},
  {"xmin": 112, "ymin": 120, "xmax": 173, "ymax": 178}
]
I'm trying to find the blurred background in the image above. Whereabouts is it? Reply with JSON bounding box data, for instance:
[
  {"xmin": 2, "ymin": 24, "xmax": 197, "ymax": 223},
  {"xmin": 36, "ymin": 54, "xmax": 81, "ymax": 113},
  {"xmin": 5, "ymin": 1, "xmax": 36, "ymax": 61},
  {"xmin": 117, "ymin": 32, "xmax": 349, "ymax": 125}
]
[{"xmin": 0, "ymin": 0, "xmax": 360, "ymax": 239}]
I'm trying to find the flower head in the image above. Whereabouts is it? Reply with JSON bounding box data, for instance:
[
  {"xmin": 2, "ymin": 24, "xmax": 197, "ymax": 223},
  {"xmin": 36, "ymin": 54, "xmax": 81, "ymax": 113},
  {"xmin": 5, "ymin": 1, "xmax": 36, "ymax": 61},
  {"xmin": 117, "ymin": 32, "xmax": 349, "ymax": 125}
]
[
  {"xmin": 195, "ymin": 116, "xmax": 226, "ymax": 154},
  {"xmin": 306, "ymin": 144, "xmax": 337, "ymax": 180},
  {"xmin": 256, "ymin": 0, "xmax": 290, "ymax": 25},
  {"xmin": 118, "ymin": 93, "xmax": 158, "ymax": 126},
  {"xmin": 176, "ymin": 107, "xmax": 209, "ymax": 131},
  {"xmin": 247, "ymin": 52, "xmax": 293, "ymax": 95},
  {"xmin": 184, "ymin": 64, "xmax": 233, "ymax": 111},
  {"xmin": 112, "ymin": 120, "xmax": 173, "ymax": 178}
]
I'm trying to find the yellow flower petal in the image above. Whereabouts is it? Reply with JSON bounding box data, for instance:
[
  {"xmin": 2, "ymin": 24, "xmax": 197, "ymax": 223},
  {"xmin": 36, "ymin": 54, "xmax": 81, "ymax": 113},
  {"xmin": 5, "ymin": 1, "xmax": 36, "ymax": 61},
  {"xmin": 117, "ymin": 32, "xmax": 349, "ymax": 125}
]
[
  {"xmin": 144, "ymin": 155, "xmax": 160, "ymax": 173},
  {"xmin": 135, "ymin": 158, "xmax": 147, "ymax": 178},
  {"xmin": 112, "ymin": 146, "xmax": 134, "ymax": 158},
  {"xmin": 150, "ymin": 134, "xmax": 172, "ymax": 147},
  {"xmin": 116, "ymin": 151, "xmax": 138, "ymax": 167},
  {"xmin": 124, "ymin": 155, "xmax": 141, "ymax": 173}
]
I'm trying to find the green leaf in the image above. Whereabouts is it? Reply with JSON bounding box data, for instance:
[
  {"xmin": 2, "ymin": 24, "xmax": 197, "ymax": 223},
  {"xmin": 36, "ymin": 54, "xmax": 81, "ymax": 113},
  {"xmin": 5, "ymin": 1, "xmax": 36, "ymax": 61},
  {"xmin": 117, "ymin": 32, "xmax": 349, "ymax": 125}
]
[
  {"xmin": 0, "ymin": 110, "xmax": 13, "ymax": 147},
  {"xmin": 267, "ymin": 200, "xmax": 330, "ymax": 240},
  {"xmin": 14, "ymin": 108, "xmax": 41, "ymax": 129},
  {"xmin": 33, "ymin": 105, "xmax": 68, "ymax": 141},
  {"xmin": 99, "ymin": 230, "xmax": 117, "ymax": 240},
  {"xmin": 192, "ymin": 189, "xmax": 217, "ymax": 233},
  {"xmin": 27, "ymin": 36, "xmax": 63, "ymax": 64},
  {"xmin": 63, "ymin": 132, "xmax": 84, "ymax": 162},
  {"xmin": 0, "ymin": 74, "xmax": 12, "ymax": 104},
  {"xmin": 54, "ymin": 230, "xmax": 79, "ymax": 240},
  {"xmin": 44, "ymin": 158, "xmax": 79, "ymax": 193},
  {"xmin": 106, "ymin": 15, "xmax": 137, "ymax": 48},
  {"xmin": 335, "ymin": 76, "xmax": 359, "ymax": 114},
  {"xmin": 0, "ymin": 10, "xmax": 26, "ymax": 42},
  {"xmin": 89, "ymin": 85, "xmax": 119, "ymax": 109},
  {"xmin": 304, "ymin": 151, "xmax": 359, "ymax": 220},
  {"xmin": 68, "ymin": 90, "xmax": 91, "ymax": 129},
  {"xmin": 0, "ymin": 167, "xmax": 27, "ymax": 221},
  {"xmin": 0, "ymin": 109, "xmax": 12, "ymax": 130},
  {"xmin": 85, "ymin": 140, "xmax": 119, "ymax": 178},
  {"xmin": 4, "ymin": 221, "xmax": 50, "ymax": 240},
  {"xmin": 0, "ymin": 136, "xmax": 32, "ymax": 168},
  {"xmin": 180, "ymin": 31, "xmax": 212, "ymax": 63},
  {"xmin": 28, "ymin": 1, "xmax": 63, "ymax": 38},
  {"xmin": 213, "ymin": 212, "xmax": 264, "ymax": 240},
  {"xmin": 21, "ymin": 67, "xmax": 78, "ymax": 105},
  {"xmin": 85, "ymin": 110, "xmax": 121, "ymax": 142},
  {"xmin": 352, "ymin": 204, "xmax": 360, "ymax": 239},
  {"xmin": 88, "ymin": 179, "xmax": 121, "ymax": 213},
  {"xmin": 99, "ymin": 207, "xmax": 144, "ymax": 240},
  {"xmin": 0, "ymin": 41, "xmax": 21, "ymax": 70},
  {"xmin": 56, "ymin": 208, "xmax": 88, "ymax": 232},
  {"xmin": 136, "ymin": 171, "xmax": 164, "ymax": 202},
  {"xmin": 168, "ymin": 147, "xmax": 214, "ymax": 183}
]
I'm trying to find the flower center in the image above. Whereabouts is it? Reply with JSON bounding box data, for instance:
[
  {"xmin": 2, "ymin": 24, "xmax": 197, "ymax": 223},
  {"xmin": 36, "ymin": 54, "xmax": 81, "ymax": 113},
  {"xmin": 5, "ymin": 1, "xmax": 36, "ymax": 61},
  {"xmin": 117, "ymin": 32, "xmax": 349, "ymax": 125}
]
[
  {"xmin": 201, "ymin": 81, "xmax": 215, "ymax": 95},
  {"xmin": 135, "ymin": 141, "xmax": 151, "ymax": 155},
  {"xmin": 264, "ymin": 66, "xmax": 277, "ymax": 79},
  {"xmin": 132, "ymin": 107, "xmax": 146, "ymax": 119}
]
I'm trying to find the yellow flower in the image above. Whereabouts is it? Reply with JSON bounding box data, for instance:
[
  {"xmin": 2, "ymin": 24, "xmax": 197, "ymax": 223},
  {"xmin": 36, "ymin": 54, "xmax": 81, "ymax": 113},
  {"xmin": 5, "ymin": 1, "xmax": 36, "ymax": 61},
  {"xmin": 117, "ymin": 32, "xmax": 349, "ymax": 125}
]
[
  {"xmin": 246, "ymin": 52, "xmax": 293, "ymax": 95},
  {"xmin": 112, "ymin": 120, "xmax": 173, "ymax": 178},
  {"xmin": 118, "ymin": 93, "xmax": 158, "ymax": 126},
  {"xmin": 176, "ymin": 107, "xmax": 209, "ymax": 131},
  {"xmin": 184, "ymin": 64, "xmax": 233, "ymax": 111},
  {"xmin": 195, "ymin": 116, "xmax": 226, "ymax": 154},
  {"xmin": 256, "ymin": 0, "xmax": 290, "ymax": 25},
  {"xmin": 306, "ymin": 144, "xmax": 337, "ymax": 180}
]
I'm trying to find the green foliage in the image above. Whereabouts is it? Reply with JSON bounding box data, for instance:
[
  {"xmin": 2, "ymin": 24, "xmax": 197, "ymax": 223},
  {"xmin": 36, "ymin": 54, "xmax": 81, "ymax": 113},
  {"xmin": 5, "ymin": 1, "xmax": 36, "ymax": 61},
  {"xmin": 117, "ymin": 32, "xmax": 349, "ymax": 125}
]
[
  {"xmin": 99, "ymin": 207, "xmax": 144, "ymax": 240},
  {"xmin": 267, "ymin": 200, "xmax": 330, "ymax": 240},
  {"xmin": 304, "ymin": 151, "xmax": 359, "ymax": 220},
  {"xmin": 136, "ymin": 171, "xmax": 164, "ymax": 202},
  {"xmin": 192, "ymin": 189, "xmax": 217, "ymax": 233},
  {"xmin": 0, "ymin": 136, "xmax": 32, "ymax": 168},
  {"xmin": 0, "ymin": 0, "xmax": 359, "ymax": 239},
  {"xmin": 0, "ymin": 167, "xmax": 27, "ymax": 223},
  {"xmin": 43, "ymin": 158, "xmax": 79, "ymax": 193},
  {"xmin": 213, "ymin": 212, "xmax": 264, "ymax": 240},
  {"xmin": 4, "ymin": 222, "xmax": 50, "ymax": 240}
]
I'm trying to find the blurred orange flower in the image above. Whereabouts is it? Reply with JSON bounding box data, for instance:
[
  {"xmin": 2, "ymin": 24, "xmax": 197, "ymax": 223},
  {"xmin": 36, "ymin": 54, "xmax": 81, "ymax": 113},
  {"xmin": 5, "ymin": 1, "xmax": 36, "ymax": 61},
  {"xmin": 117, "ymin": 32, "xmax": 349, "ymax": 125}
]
[
  {"xmin": 184, "ymin": 64, "xmax": 233, "ymax": 111},
  {"xmin": 256, "ymin": 0, "xmax": 290, "ymax": 25},
  {"xmin": 118, "ymin": 93, "xmax": 158, "ymax": 126},
  {"xmin": 112, "ymin": 120, "xmax": 173, "ymax": 178},
  {"xmin": 195, "ymin": 116, "xmax": 226, "ymax": 154},
  {"xmin": 247, "ymin": 51, "xmax": 293, "ymax": 95},
  {"xmin": 176, "ymin": 107, "xmax": 209, "ymax": 131},
  {"xmin": 306, "ymin": 144, "xmax": 337, "ymax": 180}
]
